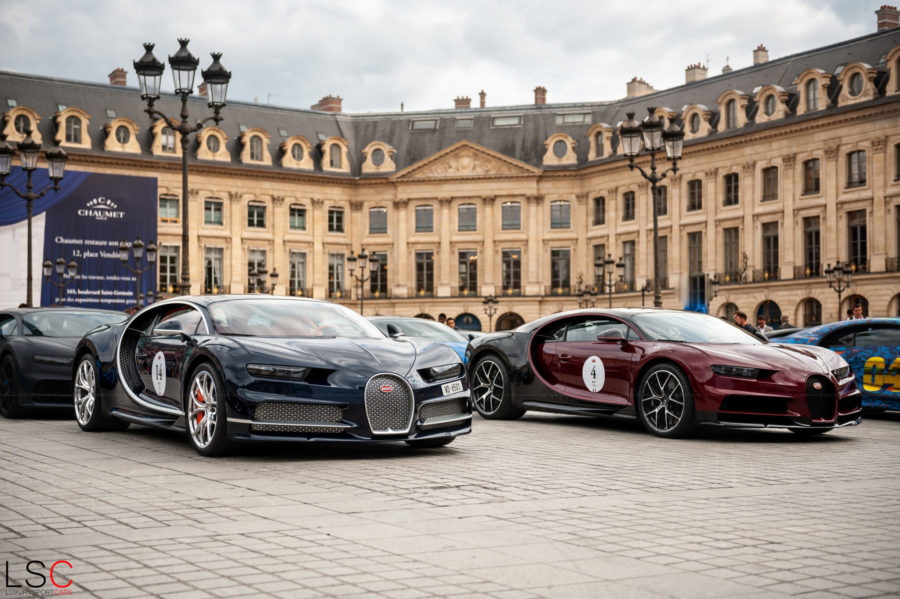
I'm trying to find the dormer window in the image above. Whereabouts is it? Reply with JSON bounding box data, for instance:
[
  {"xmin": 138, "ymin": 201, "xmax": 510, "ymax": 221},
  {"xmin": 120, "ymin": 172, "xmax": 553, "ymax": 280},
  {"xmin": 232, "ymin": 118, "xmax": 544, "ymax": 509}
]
[
  {"xmin": 552, "ymin": 140, "xmax": 567, "ymax": 158},
  {"xmin": 329, "ymin": 144, "xmax": 341, "ymax": 168},
  {"xmin": 690, "ymin": 113, "xmax": 700, "ymax": 133},
  {"xmin": 764, "ymin": 95, "xmax": 776, "ymax": 116},
  {"xmin": 848, "ymin": 72, "xmax": 863, "ymax": 96},
  {"xmin": 725, "ymin": 99, "xmax": 737, "ymax": 129},
  {"xmin": 161, "ymin": 127, "xmax": 176, "ymax": 153},
  {"xmin": 115, "ymin": 125, "xmax": 130, "ymax": 144},
  {"xmin": 291, "ymin": 143, "xmax": 303, "ymax": 161},
  {"xmin": 14, "ymin": 114, "xmax": 29, "ymax": 134},
  {"xmin": 249, "ymin": 135, "xmax": 263, "ymax": 161},
  {"xmin": 806, "ymin": 79, "xmax": 818, "ymax": 111},
  {"xmin": 206, "ymin": 135, "xmax": 220, "ymax": 153},
  {"xmin": 65, "ymin": 115, "xmax": 81, "ymax": 144}
]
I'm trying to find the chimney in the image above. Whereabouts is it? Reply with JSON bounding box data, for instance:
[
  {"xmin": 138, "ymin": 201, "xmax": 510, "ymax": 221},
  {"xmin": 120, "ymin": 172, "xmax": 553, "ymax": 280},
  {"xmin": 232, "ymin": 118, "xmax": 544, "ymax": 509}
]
[
  {"xmin": 479, "ymin": 89, "xmax": 486, "ymax": 108},
  {"xmin": 534, "ymin": 85, "xmax": 547, "ymax": 105},
  {"xmin": 454, "ymin": 96, "xmax": 471, "ymax": 109},
  {"xmin": 108, "ymin": 68, "xmax": 127, "ymax": 86},
  {"xmin": 197, "ymin": 81, "xmax": 207, "ymax": 98},
  {"xmin": 311, "ymin": 95, "xmax": 343, "ymax": 113},
  {"xmin": 876, "ymin": 4, "xmax": 900, "ymax": 30},
  {"xmin": 753, "ymin": 44, "xmax": 769, "ymax": 65},
  {"xmin": 685, "ymin": 63, "xmax": 707, "ymax": 84},
  {"xmin": 626, "ymin": 77, "xmax": 654, "ymax": 98}
]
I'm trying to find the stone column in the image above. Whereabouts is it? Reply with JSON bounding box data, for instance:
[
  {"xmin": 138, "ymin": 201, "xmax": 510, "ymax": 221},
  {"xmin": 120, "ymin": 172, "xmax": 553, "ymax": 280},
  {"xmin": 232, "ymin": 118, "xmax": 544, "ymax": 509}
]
[
  {"xmin": 574, "ymin": 192, "xmax": 588, "ymax": 285},
  {"xmin": 482, "ymin": 196, "xmax": 496, "ymax": 296},
  {"xmin": 392, "ymin": 199, "xmax": 409, "ymax": 298},
  {"xmin": 823, "ymin": 145, "xmax": 840, "ymax": 320},
  {"xmin": 742, "ymin": 161, "xmax": 756, "ymax": 273},
  {"xmin": 525, "ymin": 194, "xmax": 543, "ymax": 295},
  {"xmin": 229, "ymin": 191, "xmax": 244, "ymax": 293},
  {"xmin": 438, "ymin": 198, "xmax": 452, "ymax": 297},
  {"xmin": 311, "ymin": 198, "xmax": 325, "ymax": 298},
  {"xmin": 781, "ymin": 154, "xmax": 796, "ymax": 280},
  {"xmin": 637, "ymin": 181, "xmax": 650, "ymax": 287},
  {"xmin": 271, "ymin": 195, "xmax": 286, "ymax": 295},
  {"xmin": 870, "ymin": 137, "xmax": 888, "ymax": 271}
]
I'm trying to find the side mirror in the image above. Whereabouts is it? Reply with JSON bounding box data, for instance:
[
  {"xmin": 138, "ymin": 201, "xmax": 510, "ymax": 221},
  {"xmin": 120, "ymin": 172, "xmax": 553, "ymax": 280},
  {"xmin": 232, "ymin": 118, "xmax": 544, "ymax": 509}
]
[
  {"xmin": 467, "ymin": 333, "xmax": 477, "ymax": 341},
  {"xmin": 386, "ymin": 323, "xmax": 403, "ymax": 338}
]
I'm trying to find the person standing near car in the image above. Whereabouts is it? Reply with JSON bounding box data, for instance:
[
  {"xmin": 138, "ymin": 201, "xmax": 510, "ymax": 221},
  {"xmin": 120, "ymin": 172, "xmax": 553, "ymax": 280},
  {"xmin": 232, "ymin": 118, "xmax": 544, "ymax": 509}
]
[
  {"xmin": 779, "ymin": 315, "xmax": 793, "ymax": 329},
  {"xmin": 756, "ymin": 315, "xmax": 774, "ymax": 334},
  {"xmin": 850, "ymin": 304, "xmax": 865, "ymax": 319},
  {"xmin": 733, "ymin": 311, "xmax": 757, "ymax": 334}
]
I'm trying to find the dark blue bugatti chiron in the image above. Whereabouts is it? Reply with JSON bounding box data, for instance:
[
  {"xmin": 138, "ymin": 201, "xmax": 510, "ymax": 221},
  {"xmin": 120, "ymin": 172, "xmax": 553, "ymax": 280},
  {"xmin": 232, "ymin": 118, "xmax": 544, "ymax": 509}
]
[{"xmin": 72, "ymin": 296, "xmax": 471, "ymax": 456}]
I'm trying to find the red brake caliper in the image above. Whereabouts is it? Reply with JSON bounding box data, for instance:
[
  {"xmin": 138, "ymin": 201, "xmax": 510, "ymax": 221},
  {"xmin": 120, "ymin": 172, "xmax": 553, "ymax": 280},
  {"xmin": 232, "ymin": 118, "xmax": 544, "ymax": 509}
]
[{"xmin": 196, "ymin": 389, "xmax": 204, "ymax": 425}]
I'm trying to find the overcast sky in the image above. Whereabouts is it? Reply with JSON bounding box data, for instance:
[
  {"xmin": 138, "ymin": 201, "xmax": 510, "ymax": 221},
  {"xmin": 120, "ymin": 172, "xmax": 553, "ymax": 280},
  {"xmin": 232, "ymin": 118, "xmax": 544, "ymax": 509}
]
[{"xmin": 0, "ymin": 0, "xmax": 878, "ymax": 113}]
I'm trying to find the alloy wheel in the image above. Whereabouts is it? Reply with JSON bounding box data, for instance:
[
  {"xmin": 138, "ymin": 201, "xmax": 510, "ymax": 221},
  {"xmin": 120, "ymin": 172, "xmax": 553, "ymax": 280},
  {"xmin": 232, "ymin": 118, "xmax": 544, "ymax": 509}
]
[
  {"xmin": 188, "ymin": 370, "xmax": 218, "ymax": 449},
  {"xmin": 639, "ymin": 368, "xmax": 686, "ymax": 433},
  {"xmin": 74, "ymin": 359, "xmax": 96, "ymax": 425},
  {"xmin": 472, "ymin": 359, "xmax": 504, "ymax": 415}
]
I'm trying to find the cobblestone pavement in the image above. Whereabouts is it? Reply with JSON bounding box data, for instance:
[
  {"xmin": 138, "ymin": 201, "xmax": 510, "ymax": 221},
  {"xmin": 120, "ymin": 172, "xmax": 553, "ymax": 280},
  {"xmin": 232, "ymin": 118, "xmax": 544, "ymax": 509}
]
[{"xmin": 1, "ymin": 411, "xmax": 899, "ymax": 599}]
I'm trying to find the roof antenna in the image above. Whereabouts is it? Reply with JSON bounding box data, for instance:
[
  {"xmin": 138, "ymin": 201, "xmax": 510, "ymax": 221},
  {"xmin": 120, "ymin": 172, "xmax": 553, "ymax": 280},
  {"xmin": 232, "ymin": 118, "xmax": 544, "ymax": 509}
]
[{"xmin": 400, "ymin": 102, "xmax": 404, "ymax": 112}]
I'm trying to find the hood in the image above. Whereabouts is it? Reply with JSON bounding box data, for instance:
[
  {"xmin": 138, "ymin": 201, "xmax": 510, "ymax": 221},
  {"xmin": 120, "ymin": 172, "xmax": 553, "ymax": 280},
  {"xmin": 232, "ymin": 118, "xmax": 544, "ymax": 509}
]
[{"xmin": 690, "ymin": 342, "xmax": 838, "ymax": 373}]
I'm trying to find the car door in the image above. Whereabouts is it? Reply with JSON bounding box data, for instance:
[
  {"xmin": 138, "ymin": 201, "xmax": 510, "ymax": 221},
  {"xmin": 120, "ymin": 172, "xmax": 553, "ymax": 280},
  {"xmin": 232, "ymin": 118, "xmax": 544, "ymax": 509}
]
[
  {"xmin": 827, "ymin": 323, "xmax": 900, "ymax": 409},
  {"xmin": 135, "ymin": 306, "xmax": 203, "ymax": 410},
  {"xmin": 555, "ymin": 316, "xmax": 641, "ymax": 405}
]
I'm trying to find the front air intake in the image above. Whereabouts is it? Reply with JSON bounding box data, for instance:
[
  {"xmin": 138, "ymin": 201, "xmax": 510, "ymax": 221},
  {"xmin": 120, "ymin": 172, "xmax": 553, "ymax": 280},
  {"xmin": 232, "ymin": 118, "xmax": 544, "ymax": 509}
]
[{"xmin": 365, "ymin": 374, "xmax": 414, "ymax": 435}]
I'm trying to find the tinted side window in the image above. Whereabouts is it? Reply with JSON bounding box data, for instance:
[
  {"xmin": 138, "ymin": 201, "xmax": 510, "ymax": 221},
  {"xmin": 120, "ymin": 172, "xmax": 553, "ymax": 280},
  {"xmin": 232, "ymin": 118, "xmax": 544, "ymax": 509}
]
[
  {"xmin": 854, "ymin": 326, "xmax": 900, "ymax": 347},
  {"xmin": 565, "ymin": 318, "xmax": 630, "ymax": 342},
  {"xmin": 155, "ymin": 307, "xmax": 202, "ymax": 335},
  {"xmin": 822, "ymin": 328, "xmax": 856, "ymax": 348},
  {"xmin": 0, "ymin": 315, "xmax": 16, "ymax": 336}
]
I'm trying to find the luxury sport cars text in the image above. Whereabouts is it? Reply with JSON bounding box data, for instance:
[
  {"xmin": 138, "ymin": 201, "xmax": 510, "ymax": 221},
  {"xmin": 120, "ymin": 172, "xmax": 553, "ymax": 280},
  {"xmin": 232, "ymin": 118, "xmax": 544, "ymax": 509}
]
[
  {"xmin": 466, "ymin": 308, "xmax": 862, "ymax": 437},
  {"xmin": 72, "ymin": 296, "xmax": 471, "ymax": 455}
]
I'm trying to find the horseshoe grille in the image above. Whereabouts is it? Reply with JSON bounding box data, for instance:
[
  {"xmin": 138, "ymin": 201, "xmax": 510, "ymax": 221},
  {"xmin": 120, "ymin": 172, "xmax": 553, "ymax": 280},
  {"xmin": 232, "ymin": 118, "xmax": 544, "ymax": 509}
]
[{"xmin": 365, "ymin": 374, "xmax": 414, "ymax": 434}]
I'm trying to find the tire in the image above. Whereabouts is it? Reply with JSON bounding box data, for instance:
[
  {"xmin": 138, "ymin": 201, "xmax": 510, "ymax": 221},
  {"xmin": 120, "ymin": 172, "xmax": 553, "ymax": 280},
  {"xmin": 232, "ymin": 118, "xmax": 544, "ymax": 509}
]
[
  {"xmin": 74, "ymin": 355, "xmax": 129, "ymax": 432},
  {"xmin": 185, "ymin": 364, "xmax": 230, "ymax": 457},
  {"xmin": 470, "ymin": 356, "xmax": 525, "ymax": 420},
  {"xmin": 0, "ymin": 354, "xmax": 25, "ymax": 418},
  {"xmin": 790, "ymin": 428, "xmax": 830, "ymax": 436},
  {"xmin": 405, "ymin": 436, "xmax": 455, "ymax": 448},
  {"xmin": 636, "ymin": 363, "xmax": 697, "ymax": 438}
]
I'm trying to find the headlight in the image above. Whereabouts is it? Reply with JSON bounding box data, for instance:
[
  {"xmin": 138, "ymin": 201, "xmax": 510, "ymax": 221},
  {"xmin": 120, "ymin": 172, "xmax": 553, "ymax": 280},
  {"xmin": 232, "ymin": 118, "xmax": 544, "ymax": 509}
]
[
  {"xmin": 246, "ymin": 364, "xmax": 310, "ymax": 380},
  {"xmin": 831, "ymin": 365, "xmax": 850, "ymax": 379},
  {"xmin": 712, "ymin": 364, "xmax": 761, "ymax": 379},
  {"xmin": 421, "ymin": 363, "xmax": 463, "ymax": 382}
]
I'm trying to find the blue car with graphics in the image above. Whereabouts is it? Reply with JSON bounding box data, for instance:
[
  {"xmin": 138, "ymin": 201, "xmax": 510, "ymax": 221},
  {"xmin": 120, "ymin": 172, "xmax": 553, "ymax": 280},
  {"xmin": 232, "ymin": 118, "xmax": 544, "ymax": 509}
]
[
  {"xmin": 369, "ymin": 316, "xmax": 469, "ymax": 364},
  {"xmin": 775, "ymin": 318, "xmax": 900, "ymax": 411}
]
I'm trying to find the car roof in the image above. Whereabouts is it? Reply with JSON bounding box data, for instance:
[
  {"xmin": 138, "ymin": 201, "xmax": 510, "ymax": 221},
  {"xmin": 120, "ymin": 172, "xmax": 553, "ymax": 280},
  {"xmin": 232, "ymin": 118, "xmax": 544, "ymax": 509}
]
[
  {"xmin": 0, "ymin": 307, "xmax": 123, "ymax": 316},
  {"xmin": 515, "ymin": 307, "xmax": 698, "ymax": 333}
]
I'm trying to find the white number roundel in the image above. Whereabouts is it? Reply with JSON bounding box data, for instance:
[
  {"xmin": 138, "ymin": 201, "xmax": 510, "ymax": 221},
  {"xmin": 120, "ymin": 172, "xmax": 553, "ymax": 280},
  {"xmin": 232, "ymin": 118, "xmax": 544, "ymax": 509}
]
[
  {"xmin": 582, "ymin": 355, "xmax": 605, "ymax": 392},
  {"xmin": 151, "ymin": 352, "xmax": 166, "ymax": 396}
]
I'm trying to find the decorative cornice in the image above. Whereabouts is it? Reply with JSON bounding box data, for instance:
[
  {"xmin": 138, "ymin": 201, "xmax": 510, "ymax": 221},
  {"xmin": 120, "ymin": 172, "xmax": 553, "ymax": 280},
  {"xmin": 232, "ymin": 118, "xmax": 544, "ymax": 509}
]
[
  {"xmin": 312, "ymin": 198, "xmax": 324, "ymax": 208},
  {"xmin": 439, "ymin": 197, "xmax": 452, "ymax": 206},
  {"xmin": 638, "ymin": 182, "xmax": 649, "ymax": 192},
  {"xmin": 392, "ymin": 199, "xmax": 408, "ymax": 209},
  {"xmin": 872, "ymin": 136, "xmax": 888, "ymax": 152},
  {"xmin": 824, "ymin": 145, "xmax": 840, "ymax": 159},
  {"xmin": 705, "ymin": 168, "xmax": 719, "ymax": 178},
  {"xmin": 349, "ymin": 200, "xmax": 363, "ymax": 211},
  {"xmin": 782, "ymin": 153, "xmax": 796, "ymax": 167},
  {"xmin": 742, "ymin": 161, "xmax": 756, "ymax": 174},
  {"xmin": 526, "ymin": 194, "xmax": 543, "ymax": 204}
]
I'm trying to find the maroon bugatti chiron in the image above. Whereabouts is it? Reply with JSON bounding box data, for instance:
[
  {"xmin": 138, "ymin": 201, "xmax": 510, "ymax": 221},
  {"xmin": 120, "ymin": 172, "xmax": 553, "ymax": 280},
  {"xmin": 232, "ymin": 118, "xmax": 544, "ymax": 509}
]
[{"xmin": 466, "ymin": 309, "xmax": 862, "ymax": 437}]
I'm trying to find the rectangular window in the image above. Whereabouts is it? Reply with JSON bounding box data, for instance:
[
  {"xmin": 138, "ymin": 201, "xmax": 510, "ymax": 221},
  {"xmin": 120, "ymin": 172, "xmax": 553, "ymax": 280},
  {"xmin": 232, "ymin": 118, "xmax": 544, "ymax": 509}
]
[
  {"xmin": 415, "ymin": 251, "xmax": 434, "ymax": 296},
  {"xmin": 622, "ymin": 241, "xmax": 636, "ymax": 289},
  {"xmin": 204, "ymin": 199, "xmax": 223, "ymax": 226},
  {"xmin": 247, "ymin": 203, "xmax": 266, "ymax": 228},
  {"xmin": 458, "ymin": 204, "xmax": 477, "ymax": 232},
  {"xmin": 204, "ymin": 247, "xmax": 224, "ymax": 294},
  {"xmin": 369, "ymin": 252, "xmax": 388, "ymax": 297},
  {"xmin": 458, "ymin": 250, "xmax": 478, "ymax": 295},
  {"xmin": 491, "ymin": 115, "xmax": 522, "ymax": 127},
  {"xmin": 847, "ymin": 150, "xmax": 866, "ymax": 187},
  {"xmin": 289, "ymin": 205, "xmax": 307, "ymax": 231},
  {"xmin": 592, "ymin": 196, "xmax": 605, "ymax": 226},
  {"xmin": 161, "ymin": 127, "xmax": 176, "ymax": 153},
  {"xmin": 158, "ymin": 245, "xmax": 179, "ymax": 293},
  {"xmin": 688, "ymin": 232, "xmax": 704, "ymax": 306},
  {"xmin": 328, "ymin": 207, "xmax": 344, "ymax": 233},
  {"xmin": 654, "ymin": 186, "xmax": 667, "ymax": 216},
  {"xmin": 803, "ymin": 159, "xmax": 820, "ymax": 194},
  {"xmin": 410, "ymin": 119, "xmax": 438, "ymax": 130},
  {"xmin": 762, "ymin": 166, "xmax": 778, "ymax": 202},
  {"xmin": 895, "ymin": 143, "xmax": 900, "ymax": 180},
  {"xmin": 501, "ymin": 201, "xmax": 521, "ymax": 230},
  {"xmin": 65, "ymin": 117, "xmax": 81, "ymax": 144},
  {"xmin": 687, "ymin": 179, "xmax": 703, "ymax": 211},
  {"xmin": 554, "ymin": 113, "xmax": 591, "ymax": 125},
  {"xmin": 328, "ymin": 253, "xmax": 344, "ymax": 298},
  {"xmin": 592, "ymin": 244, "xmax": 606, "ymax": 288},
  {"xmin": 762, "ymin": 222, "xmax": 779, "ymax": 280},
  {"xmin": 723, "ymin": 227, "xmax": 740, "ymax": 282},
  {"xmin": 289, "ymin": 251, "xmax": 307, "ymax": 296},
  {"xmin": 848, "ymin": 209, "xmax": 868, "ymax": 272},
  {"xmin": 803, "ymin": 216, "xmax": 820, "ymax": 277},
  {"xmin": 455, "ymin": 118, "xmax": 473, "ymax": 129},
  {"xmin": 159, "ymin": 196, "xmax": 179, "ymax": 222},
  {"xmin": 550, "ymin": 249, "xmax": 570, "ymax": 294},
  {"xmin": 623, "ymin": 191, "xmax": 635, "ymax": 222},
  {"xmin": 550, "ymin": 201, "xmax": 571, "ymax": 229},
  {"xmin": 247, "ymin": 249, "xmax": 266, "ymax": 293},
  {"xmin": 369, "ymin": 207, "xmax": 388, "ymax": 234},
  {"xmin": 658, "ymin": 236, "xmax": 668, "ymax": 288},
  {"xmin": 415, "ymin": 205, "xmax": 433, "ymax": 233},
  {"xmin": 724, "ymin": 173, "xmax": 739, "ymax": 206},
  {"xmin": 502, "ymin": 249, "xmax": 521, "ymax": 295}
]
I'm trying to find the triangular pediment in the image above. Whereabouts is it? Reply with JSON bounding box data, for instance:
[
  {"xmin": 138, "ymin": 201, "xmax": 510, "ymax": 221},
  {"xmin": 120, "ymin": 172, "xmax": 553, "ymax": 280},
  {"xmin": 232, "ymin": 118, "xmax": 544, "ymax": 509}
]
[{"xmin": 392, "ymin": 141, "xmax": 541, "ymax": 181}]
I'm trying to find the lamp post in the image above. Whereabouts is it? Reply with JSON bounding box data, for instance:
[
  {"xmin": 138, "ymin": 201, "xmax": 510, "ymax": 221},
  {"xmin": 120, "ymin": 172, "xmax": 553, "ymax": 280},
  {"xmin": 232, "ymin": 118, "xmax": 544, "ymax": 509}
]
[
  {"xmin": 640, "ymin": 281, "xmax": 652, "ymax": 307},
  {"xmin": 42, "ymin": 257, "xmax": 78, "ymax": 306},
  {"xmin": 268, "ymin": 269, "xmax": 279, "ymax": 295},
  {"xmin": 119, "ymin": 237, "xmax": 157, "ymax": 308},
  {"xmin": 598, "ymin": 254, "xmax": 625, "ymax": 309},
  {"xmin": 825, "ymin": 261, "xmax": 852, "ymax": 317},
  {"xmin": 482, "ymin": 295, "xmax": 498, "ymax": 332},
  {"xmin": 0, "ymin": 128, "xmax": 68, "ymax": 307},
  {"xmin": 706, "ymin": 274, "xmax": 720, "ymax": 314},
  {"xmin": 347, "ymin": 249, "xmax": 378, "ymax": 315},
  {"xmin": 248, "ymin": 265, "xmax": 269, "ymax": 294},
  {"xmin": 134, "ymin": 40, "xmax": 231, "ymax": 295},
  {"xmin": 618, "ymin": 108, "xmax": 684, "ymax": 308}
]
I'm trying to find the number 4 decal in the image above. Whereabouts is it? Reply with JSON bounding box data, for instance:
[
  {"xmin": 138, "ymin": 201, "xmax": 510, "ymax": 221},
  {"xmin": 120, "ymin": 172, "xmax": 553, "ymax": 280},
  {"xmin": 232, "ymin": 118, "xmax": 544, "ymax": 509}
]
[{"xmin": 582, "ymin": 355, "xmax": 605, "ymax": 393}]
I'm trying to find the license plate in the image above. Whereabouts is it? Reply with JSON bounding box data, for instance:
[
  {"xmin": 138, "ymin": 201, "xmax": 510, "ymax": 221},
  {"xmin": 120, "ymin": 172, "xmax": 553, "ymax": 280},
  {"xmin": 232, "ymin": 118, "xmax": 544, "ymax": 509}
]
[{"xmin": 441, "ymin": 380, "xmax": 463, "ymax": 395}]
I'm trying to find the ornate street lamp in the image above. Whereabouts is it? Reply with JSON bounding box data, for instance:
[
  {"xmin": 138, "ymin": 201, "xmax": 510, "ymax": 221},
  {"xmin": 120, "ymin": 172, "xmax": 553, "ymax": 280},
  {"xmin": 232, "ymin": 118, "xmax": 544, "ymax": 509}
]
[
  {"xmin": 618, "ymin": 108, "xmax": 684, "ymax": 308},
  {"xmin": 825, "ymin": 261, "xmax": 852, "ymax": 317},
  {"xmin": 268, "ymin": 269, "xmax": 279, "ymax": 295},
  {"xmin": 119, "ymin": 237, "xmax": 157, "ymax": 308},
  {"xmin": 42, "ymin": 256, "xmax": 78, "ymax": 306},
  {"xmin": 482, "ymin": 295, "xmax": 498, "ymax": 332},
  {"xmin": 0, "ymin": 128, "xmax": 68, "ymax": 306},
  {"xmin": 598, "ymin": 254, "xmax": 625, "ymax": 309},
  {"xmin": 134, "ymin": 40, "xmax": 231, "ymax": 295},
  {"xmin": 347, "ymin": 248, "xmax": 378, "ymax": 315},
  {"xmin": 706, "ymin": 274, "xmax": 720, "ymax": 313}
]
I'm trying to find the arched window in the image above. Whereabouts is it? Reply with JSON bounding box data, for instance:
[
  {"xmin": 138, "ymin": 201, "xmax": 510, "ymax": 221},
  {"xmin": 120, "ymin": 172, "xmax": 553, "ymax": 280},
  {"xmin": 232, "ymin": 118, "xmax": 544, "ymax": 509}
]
[
  {"xmin": 595, "ymin": 131, "xmax": 604, "ymax": 157},
  {"xmin": 725, "ymin": 99, "xmax": 737, "ymax": 129},
  {"xmin": 756, "ymin": 300, "xmax": 781, "ymax": 327},
  {"xmin": 65, "ymin": 115, "xmax": 81, "ymax": 144},
  {"xmin": 206, "ymin": 135, "xmax": 220, "ymax": 153},
  {"xmin": 805, "ymin": 79, "xmax": 818, "ymax": 112},
  {"xmin": 690, "ymin": 113, "xmax": 700, "ymax": 133},
  {"xmin": 802, "ymin": 298, "xmax": 822, "ymax": 326},
  {"xmin": 161, "ymin": 127, "xmax": 175, "ymax": 153},
  {"xmin": 14, "ymin": 114, "xmax": 30, "ymax": 134},
  {"xmin": 249, "ymin": 135, "xmax": 263, "ymax": 161},
  {"xmin": 291, "ymin": 143, "xmax": 304, "ymax": 161},
  {"xmin": 764, "ymin": 94, "xmax": 776, "ymax": 116},
  {"xmin": 848, "ymin": 72, "xmax": 863, "ymax": 97},
  {"xmin": 552, "ymin": 140, "xmax": 568, "ymax": 158},
  {"xmin": 496, "ymin": 312, "xmax": 525, "ymax": 331},
  {"xmin": 719, "ymin": 302, "xmax": 738, "ymax": 321},
  {"xmin": 115, "ymin": 125, "xmax": 130, "ymax": 145},
  {"xmin": 896, "ymin": 58, "xmax": 900, "ymax": 91},
  {"xmin": 329, "ymin": 144, "xmax": 342, "ymax": 168}
]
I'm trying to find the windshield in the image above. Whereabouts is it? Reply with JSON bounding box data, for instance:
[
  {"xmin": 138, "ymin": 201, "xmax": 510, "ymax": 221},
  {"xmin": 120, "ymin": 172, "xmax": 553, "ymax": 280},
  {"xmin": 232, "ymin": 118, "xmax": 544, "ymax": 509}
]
[
  {"xmin": 373, "ymin": 318, "xmax": 467, "ymax": 343},
  {"xmin": 631, "ymin": 312, "xmax": 764, "ymax": 345},
  {"xmin": 209, "ymin": 299, "xmax": 384, "ymax": 338},
  {"xmin": 23, "ymin": 311, "xmax": 126, "ymax": 337}
]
